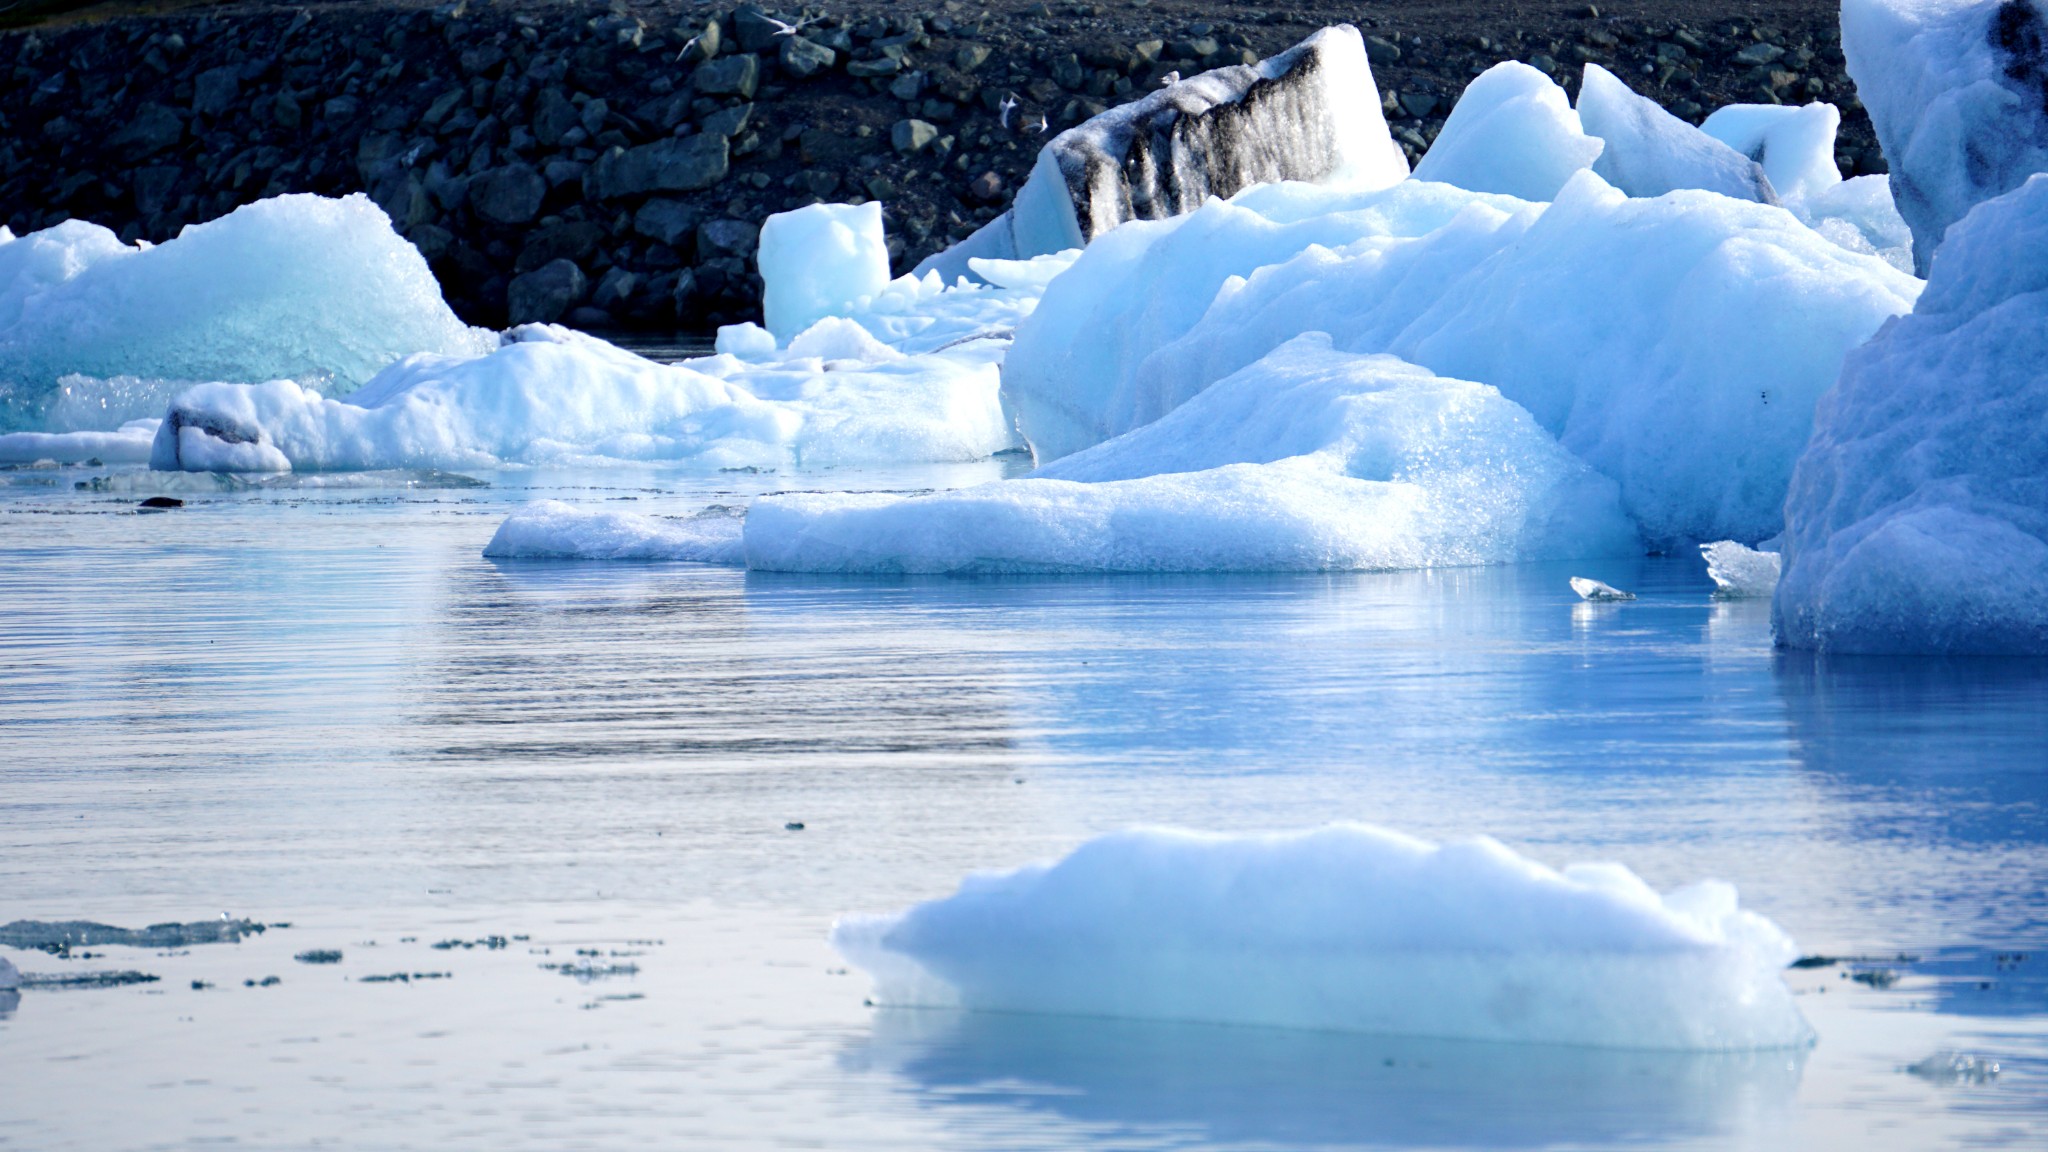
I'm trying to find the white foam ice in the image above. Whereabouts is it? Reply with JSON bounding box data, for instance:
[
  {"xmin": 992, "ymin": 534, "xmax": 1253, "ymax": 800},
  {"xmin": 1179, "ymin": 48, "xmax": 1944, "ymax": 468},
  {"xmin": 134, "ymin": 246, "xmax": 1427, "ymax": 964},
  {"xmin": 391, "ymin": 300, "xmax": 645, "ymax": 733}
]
[
  {"xmin": 759, "ymin": 203, "xmax": 894, "ymax": 342},
  {"xmin": 1842, "ymin": 0, "xmax": 2048, "ymax": 273},
  {"xmin": 0, "ymin": 194, "xmax": 491, "ymax": 431},
  {"xmin": 1412, "ymin": 62, "xmax": 1605, "ymax": 202},
  {"xmin": 483, "ymin": 499, "xmax": 744, "ymax": 562},
  {"xmin": 0, "ymin": 418, "xmax": 159, "ymax": 464},
  {"xmin": 1578, "ymin": 64, "xmax": 1779, "ymax": 203},
  {"xmin": 1701, "ymin": 540, "xmax": 1783, "ymax": 597},
  {"xmin": 1775, "ymin": 173, "xmax": 2048, "ymax": 654},
  {"xmin": 832, "ymin": 823, "xmax": 1814, "ymax": 1051},
  {"xmin": 743, "ymin": 335, "xmax": 1639, "ymax": 573},
  {"xmin": 152, "ymin": 323, "xmax": 1018, "ymax": 473}
]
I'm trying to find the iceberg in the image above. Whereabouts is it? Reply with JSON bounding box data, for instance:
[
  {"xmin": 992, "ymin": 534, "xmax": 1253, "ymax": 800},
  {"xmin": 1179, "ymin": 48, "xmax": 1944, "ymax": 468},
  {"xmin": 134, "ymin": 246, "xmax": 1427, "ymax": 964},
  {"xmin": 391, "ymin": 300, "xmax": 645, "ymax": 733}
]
[
  {"xmin": 743, "ymin": 335, "xmax": 1639, "ymax": 573},
  {"xmin": 483, "ymin": 499, "xmax": 744, "ymax": 562},
  {"xmin": 1570, "ymin": 576, "xmax": 1637, "ymax": 602},
  {"xmin": 1701, "ymin": 540, "xmax": 1783, "ymax": 597},
  {"xmin": 151, "ymin": 323, "xmax": 1017, "ymax": 473},
  {"xmin": 1064, "ymin": 171, "xmax": 1917, "ymax": 545},
  {"xmin": 0, "ymin": 418, "xmax": 158, "ymax": 465},
  {"xmin": 758, "ymin": 202, "xmax": 893, "ymax": 342},
  {"xmin": 1578, "ymin": 65, "xmax": 1779, "ymax": 203},
  {"xmin": 918, "ymin": 24, "xmax": 1408, "ymax": 281},
  {"xmin": 0, "ymin": 955, "xmax": 16, "ymax": 991},
  {"xmin": 1701, "ymin": 101, "xmax": 1845, "ymax": 201},
  {"xmin": 1411, "ymin": 62, "xmax": 1605, "ymax": 202},
  {"xmin": 833, "ymin": 823, "xmax": 1814, "ymax": 1051},
  {"xmin": 0, "ymin": 194, "xmax": 491, "ymax": 431},
  {"xmin": 1775, "ymin": 174, "xmax": 2048, "ymax": 654},
  {"xmin": 1842, "ymin": 0, "xmax": 2048, "ymax": 273}
]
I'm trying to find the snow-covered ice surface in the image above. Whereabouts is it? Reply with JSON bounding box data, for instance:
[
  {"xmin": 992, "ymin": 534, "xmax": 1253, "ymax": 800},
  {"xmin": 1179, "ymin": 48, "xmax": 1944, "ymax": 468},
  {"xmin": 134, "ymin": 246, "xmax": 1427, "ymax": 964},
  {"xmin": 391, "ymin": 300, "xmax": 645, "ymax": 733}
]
[
  {"xmin": 834, "ymin": 823, "xmax": 1812, "ymax": 1050},
  {"xmin": 0, "ymin": 194, "xmax": 490, "ymax": 430},
  {"xmin": 743, "ymin": 335, "xmax": 1637, "ymax": 573},
  {"xmin": 1842, "ymin": 0, "xmax": 2048, "ymax": 272},
  {"xmin": 0, "ymin": 418, "xmax": 158, "ymax": 465},
  {"xmin": 1703, "ymin": 541, "xmax": 1783, "ymax": 598},
  {"xmin": 1775, "ymin": 174, "xmax": 2048, "ymax": 655}
]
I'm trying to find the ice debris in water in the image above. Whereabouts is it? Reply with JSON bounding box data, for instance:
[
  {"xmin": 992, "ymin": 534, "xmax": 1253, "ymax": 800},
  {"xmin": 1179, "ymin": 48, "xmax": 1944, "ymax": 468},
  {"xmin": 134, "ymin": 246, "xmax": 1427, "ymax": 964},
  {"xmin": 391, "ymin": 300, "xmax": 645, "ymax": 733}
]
[
  {"xmin": 0, "ymin": 917, "xmax": 267, "ymax": 950},
  {"xmin": 1843, "ymin": 0, "xmax": 2048, "ymax": 273},
  {"xmin": 0, "ymin": 956, "xmax": 17, "ymax": 991},
  {"xmin": 484, "ymin": 499, "xmax": 744, "ymax": 563},
  {"xmin": 1701, "ymin": 541, "xmax": 1782, "ymax": 597},
  {"xmin": 0, "ymin": 193, "xmax": 491, "ymax": 430},
  {"xmin": 833, "ymin": 823, "xmax": 1815, "ymax": 1051},
  {"xmin": 1776, "ymin": 174, "xmax": 2048, "ymax": 655},
  {"xmin": 1906, "ymin": 1051, "xmax": 2001, "ymax": 1084},
  {"xmin": 1571, "ymin": 577, "xmax": 1636, "ymax": 601},
  {"xmin": 743, "ymin": 335, "xmax": 1640, "ymax": 573}
]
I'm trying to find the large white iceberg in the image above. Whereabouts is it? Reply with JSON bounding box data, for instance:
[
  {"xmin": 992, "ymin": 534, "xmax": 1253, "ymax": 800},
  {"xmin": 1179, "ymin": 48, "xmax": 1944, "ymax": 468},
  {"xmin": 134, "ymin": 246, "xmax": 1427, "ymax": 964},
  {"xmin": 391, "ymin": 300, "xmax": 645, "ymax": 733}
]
[
  {"xmin": 1775, "ymin": 174, "xmax": 2048, "ymax": 654},
  {"xmin": 151, "ymin": 323, "xmax": 1018, "ymax": 472},
  {"xmin": 833, "ymin": 823, "xmax": 1814, "ymax": 1051},
  {"xmin": 742, "ymin": 335, "xmax": 1639, "ymax": 573},
  {"xmin": 1021, "ymin": 170, "xmax": 1919, "ymax": 544},
  {"xmin": 0, "ymin": 194, "xmax": 491, "ymax": 431},
  {"xmin": 921, "ymin": 24, "xmax": 1408, "ymax": 280},
  {"xmin": 1412, "ymin": 62, "xmax": 1605, "ymax": 202},
  {"xmin": 1842, "ymin": 0, "xmax": 2048, "ymax": 272},
  {"xmin": 1578, "ymin": 65, "xmax": 1779, "ymax": 203}
]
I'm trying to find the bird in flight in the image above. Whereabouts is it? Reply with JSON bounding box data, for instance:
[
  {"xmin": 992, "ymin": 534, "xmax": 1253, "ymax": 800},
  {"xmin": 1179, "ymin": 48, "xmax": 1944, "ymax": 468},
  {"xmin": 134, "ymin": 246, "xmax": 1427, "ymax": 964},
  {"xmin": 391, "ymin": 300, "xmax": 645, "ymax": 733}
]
[
  {"xmin": 1158, "ymin": 70, "xmax": 1180, "ymax": 86},
  {"xmin": 999, "ymin": 93, "xmax": 1018, "ymax": 129}
]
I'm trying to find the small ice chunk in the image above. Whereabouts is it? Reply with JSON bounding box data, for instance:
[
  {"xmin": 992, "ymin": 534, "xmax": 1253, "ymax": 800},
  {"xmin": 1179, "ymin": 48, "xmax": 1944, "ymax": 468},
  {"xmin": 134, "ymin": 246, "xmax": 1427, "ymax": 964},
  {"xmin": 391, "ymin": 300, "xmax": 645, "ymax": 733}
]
[
  {"xmin": 0, "ymin": 955, "xmax": 18, "ymax": 991},
  {"xmin": 1701, "ymin": 540, "xmax": 1782, "ymax": 597},
  {"xmin": 1905, "ymin": 1051, "xmax": 2001, "ymax": 1084},
  {"xmin": 715, "ymin": 322, "xmax": 779, "ymax": 360},
  {"xmin": 758, "ymin": 202, "xmax": 893, "ymax": 341},
  {"xmin": 1413, "ymin": 62, "xmax": 1605, "ymax": 202},
  {"xmin": 784, "ymin": 316, "xmax": 904, "ymax": 363},
  {"xmin": 483, "ymin": 499, "xmax": 744, "ymax": 563},
  {"xmin": 833, "ymin": 823, "xmax": 1814, "ymax": 1050},
  {"xmin": 1571, "ymin": 576, "xmax": 1636, "ymax": 601},
  {"xmin": 1701, "ymin": 102, "xmax": 1844, "ymax": 201},
  {"xmin": 1577, "ymin": 64, "xmax": 1778, "ymax": 202}
]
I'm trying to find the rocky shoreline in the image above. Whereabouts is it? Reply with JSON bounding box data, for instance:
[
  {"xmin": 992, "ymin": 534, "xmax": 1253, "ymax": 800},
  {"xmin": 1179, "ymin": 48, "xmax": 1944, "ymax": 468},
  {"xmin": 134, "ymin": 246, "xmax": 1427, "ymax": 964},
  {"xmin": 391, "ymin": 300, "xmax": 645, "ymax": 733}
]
[{"xmin": 2, "ymin": 0, "xmax": 1880, "ymax": 332}]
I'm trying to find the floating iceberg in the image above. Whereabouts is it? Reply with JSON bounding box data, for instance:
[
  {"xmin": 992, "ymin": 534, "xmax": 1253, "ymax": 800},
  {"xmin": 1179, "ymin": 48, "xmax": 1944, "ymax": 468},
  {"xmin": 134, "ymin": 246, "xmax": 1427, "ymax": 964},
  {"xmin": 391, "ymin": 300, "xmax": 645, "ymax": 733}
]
[
  {"xmin": 1701, "ymin": 541, "xmax": 1783, "ymax": 597},
  {"xmin": 484, "ymin": 499, "xmax": 744, "ymax": 562},
  {"xmin": 833, "ymin": 823, "xmax": 1814, "ymax": 1051},
  {"xmin": 1412, "ymin": 62, "xmax": 1605, "ymax": 202},
  {"xmin": 0, "ymin": 418, "xmax": 158, "ymax": 465},
  {"xmin": 0, "ymin": 955, "xmax": 15, "ymax": 991},
  {"xmin": 0, "ymin": 194, "xmax": 491, "ymax": 431},
  {"xmin": 1578, "ymin": 65, "xmax": 1779, "ymax": 203},
  {"xmin": 759, "ymin": 202, "xmax": 894, "ymax": 342},
  {"xmin": 152, "ymin": 323, "xmax": 1017, "ymax": 472},
  {"xmin": 1842, "ymin": 0, "xmax": 2048, "ymax": 272},
  {"xmin": 743, "ymin": 336, "xmax": 1638, "ymax": 573},
  {"xmin": 921, "ymin": 24, "xmax": 1408, "ymax": 280},
  {"xmin": 1084, "ymin": 172, "xmax": 1918, "ymax": 545},
  {"xmin": 1776, "ymin": 174, "xmax": 2048, "ymax": 654},
  {"xmin": 1571, "ymin": 576, "xmax": 1637, "ymax": 602}
]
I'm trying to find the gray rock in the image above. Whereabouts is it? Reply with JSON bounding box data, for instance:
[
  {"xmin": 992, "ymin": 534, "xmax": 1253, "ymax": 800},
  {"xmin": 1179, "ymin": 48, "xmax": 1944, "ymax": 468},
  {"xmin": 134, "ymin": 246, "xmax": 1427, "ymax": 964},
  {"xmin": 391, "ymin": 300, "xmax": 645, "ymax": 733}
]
[
  {"xmin": 1365, "ymin": 35, "xmax": 1401, "ymax": 65},
  {"xmin": 1732, "ymin": 42, "xmax": 1785, "ymax": 66},
  {"xmin": 109, "ymin": 103, "xmax": 184, "ymax": 157},
  {"xmin": 799, "ymin": 128, "xmax": 862, "ymax": 164},
  {"xmin": 516, "ymin": 221, "xmax": 605, "ymax": 273},
  {"xmin": 731, "ymin": 5, "xmax": 786, "ymax": 53},
  {"xmin": 693, "ymin": 54, "xmax": 760, "ymax": 98},
  {"xmin": 408, "ymin": 224, "xmax": 455, "ymax": 261},
  {"xmin": 890, "ymin": 70, "xmax": 926, "ymax": 100},
  {"xmin": 967, "ymin": 170, "xmax": 1003, "ymax": 201},
  {"xmin": 847, "ymin": 56, "xmax": 902, "ymax": 78},
  {"xmin": 191, "ymin": 66, "xmax": 239, "ymax": 117},
  {"xmin": 579, "ymin": 98, "xmax": 609, "ymax": 138},
  {"xmin": 701, "ymin": 102, "xmax": 753, "ymax": 138},
  {"xmin": 272, "ymin": 91, "xmax": 302, "ymax": 130},
  {"xmin": 678, "ymin": 19, "xmax": 721, "ymax": 64},
  {"xmin": 780, "ymin": 35, "xmax": 837, "ymax": 78},
  {"xmin": 954, "ymin": 43, "xmax": 992, "ymax": 71},
  {"xmin": 469, "ymin": 164, "xmax": 547, "ymax": 225},
  {"xmin": 533, "ymin": 87, "xmax": 578, "ymax": 146},
  {"xmin": 698, "ymin": 217, "xmax": 760, "ymax": 257},
  {"xmin": 892, "ymin": 118, "xmax": 939, "ymax": 153},
  {"xmin": 323, "ymin": 95, "xmax": 359, "ymax": 123},
  {"xmin": 585, "ymin": 133, "xmax": 730, "ymax": 199},
  {"xmin": 131, "ymin": 165, "xmax": 180, "ymax": 215},
  {"xmin": 507, "ymin": 258, "xmax": 588, "ymax": 325},
  {"xmin": 1397, "ymin": 91, "xmax": 1438, "ymax": 118},
  {"xmin": 423, "ymin": 88, "xmax": 465, "ymax": 128},
  {"xmin": 542, "ymin": 158, "xmax": 587, "ymax": 188},
  {"xmin": 591, "ymin": 266, "xmax": 638, "ymax": 311},
  {"xmin": 634, "ymin": 198, "xmax": 702, "ymax": 248}
]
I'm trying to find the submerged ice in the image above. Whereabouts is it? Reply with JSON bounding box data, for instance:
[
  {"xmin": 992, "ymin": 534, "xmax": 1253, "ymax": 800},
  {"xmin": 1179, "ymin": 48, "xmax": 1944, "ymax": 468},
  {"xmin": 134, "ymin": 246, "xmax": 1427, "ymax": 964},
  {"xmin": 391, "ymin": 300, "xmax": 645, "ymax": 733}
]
[{"xmin": 833, "ymin": 823, "xmax": 1814, "ymax": 1051}]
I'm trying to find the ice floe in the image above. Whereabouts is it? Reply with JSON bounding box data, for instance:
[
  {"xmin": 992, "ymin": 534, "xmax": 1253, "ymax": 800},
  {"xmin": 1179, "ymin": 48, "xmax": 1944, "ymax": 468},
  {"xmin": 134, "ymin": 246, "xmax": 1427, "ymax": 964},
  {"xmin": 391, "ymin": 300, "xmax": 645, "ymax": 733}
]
[
  {"xmin": 483, "ymin": 498, "xmax": 743, "ymax": 563},
  {"xmin": 1701, "ymin": 541, "xmax": 1783, "ymax": 598},
  {"xmin": 833, "ymin": 823, "xmax": 1814, "ymax": 1051},
  {"xmin": 0, "ymin": 194, "xmax": 490, "ymax": 430},
  {"xmin": 1776, "ymin": 174, "xmax": 2048, "ymax": 654},
  {"xmin": 0, "ymin": 418, "xmax": 158, "ymax": 465},
  {"xmin": 743, "ymin": 335, "xmax": 1638, "ymax": 573}
]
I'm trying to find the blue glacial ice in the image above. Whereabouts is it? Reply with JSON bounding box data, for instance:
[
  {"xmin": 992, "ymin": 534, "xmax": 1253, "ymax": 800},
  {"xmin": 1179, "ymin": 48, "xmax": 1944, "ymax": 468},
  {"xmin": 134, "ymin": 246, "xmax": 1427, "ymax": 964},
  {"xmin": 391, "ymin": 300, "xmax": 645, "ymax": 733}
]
[{"xmin": 833, "ymin": 823, "xmax": 1814, "ymax": 1051}]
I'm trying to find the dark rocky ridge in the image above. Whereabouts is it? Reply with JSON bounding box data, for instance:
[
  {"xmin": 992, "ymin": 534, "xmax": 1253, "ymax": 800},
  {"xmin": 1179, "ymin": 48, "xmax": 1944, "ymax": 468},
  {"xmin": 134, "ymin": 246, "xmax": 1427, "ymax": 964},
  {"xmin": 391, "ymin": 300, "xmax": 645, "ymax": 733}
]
[{"xmin": 3, "ymin": 0, "xmax": 1881, "ymax": 333}]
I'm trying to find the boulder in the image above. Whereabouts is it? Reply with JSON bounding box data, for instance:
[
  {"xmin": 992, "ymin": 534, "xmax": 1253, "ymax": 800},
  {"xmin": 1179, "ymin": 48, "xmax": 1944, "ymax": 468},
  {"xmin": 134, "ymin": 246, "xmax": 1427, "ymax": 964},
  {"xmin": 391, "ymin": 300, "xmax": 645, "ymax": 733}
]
[
  {"xmin": 468, "ymin": 164, "xmax": 547, "ymax": 225},
  {"xmin": 507, "ymin": 258, "xmax": 588, "ymax": 325},
  {"xmin": 780, "ymin": 34, "xmax": 837, "ymax": 78},
  {"xmin": 585, "ymin": 133, "xmax": 730, "ymax": 199},
  {"xmin": 693, "ymin": 54, "xmax": 760, "ymax": 98}
]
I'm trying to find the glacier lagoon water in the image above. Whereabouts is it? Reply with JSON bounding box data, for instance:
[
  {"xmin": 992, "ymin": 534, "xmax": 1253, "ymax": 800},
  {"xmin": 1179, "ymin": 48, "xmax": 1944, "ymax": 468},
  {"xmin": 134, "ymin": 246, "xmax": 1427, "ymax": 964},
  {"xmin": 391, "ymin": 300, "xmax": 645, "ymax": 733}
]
[{"xmin": 0, "ymin": 460, "xmax": 2043, "ymax": 1150}]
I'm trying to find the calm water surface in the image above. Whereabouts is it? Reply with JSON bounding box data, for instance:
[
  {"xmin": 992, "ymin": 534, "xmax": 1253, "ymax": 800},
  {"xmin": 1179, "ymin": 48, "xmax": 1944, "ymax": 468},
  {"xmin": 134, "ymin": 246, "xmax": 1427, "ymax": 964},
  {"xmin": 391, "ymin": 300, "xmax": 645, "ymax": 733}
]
[{"xmin": 1, "ymin": 461, "xmax": 2043, "ymax": 1150}]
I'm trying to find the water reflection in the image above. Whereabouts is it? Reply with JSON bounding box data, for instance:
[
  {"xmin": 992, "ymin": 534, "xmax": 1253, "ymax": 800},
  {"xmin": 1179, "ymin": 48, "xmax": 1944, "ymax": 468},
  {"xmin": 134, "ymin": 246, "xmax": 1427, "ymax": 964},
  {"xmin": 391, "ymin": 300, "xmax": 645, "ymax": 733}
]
[{"xmin": 848, "ymin": 1009, "xmax": 1804, "ymax": 1150}]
